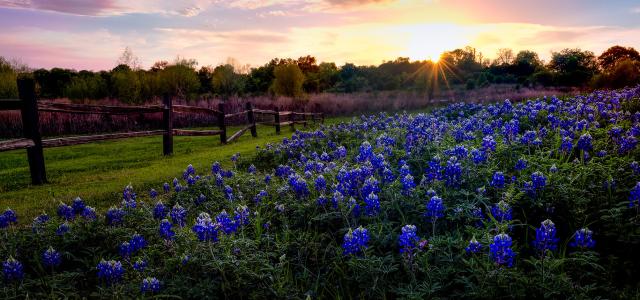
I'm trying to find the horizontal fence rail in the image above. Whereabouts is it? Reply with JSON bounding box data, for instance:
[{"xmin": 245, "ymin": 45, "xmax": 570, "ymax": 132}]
[{"xmin": 0, "ymin": 78, "xmax": 323, "ymax": 185}]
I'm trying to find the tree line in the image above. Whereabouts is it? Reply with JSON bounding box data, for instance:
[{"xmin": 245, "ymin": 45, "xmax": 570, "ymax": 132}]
[{"xmin": 1, "ymin": 45, "xmax": 639, "ymax": 103}]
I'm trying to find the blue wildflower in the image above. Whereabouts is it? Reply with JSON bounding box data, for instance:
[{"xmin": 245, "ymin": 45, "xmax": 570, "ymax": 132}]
[
  {"xmin": 192, "ymin": 212, "xmax": 219, "ymax": 242},
  {"xmin": 577, "ymin": 133, "xmax": 593, "ymax": 152},
  {"xmin": 170, "ymin": 203, "xmax": 187, "ymax": 227},
  {"xmin": 489, "ymin": 233, "xmax": 516, "ymax": 267},
  {"xmin": 491, "ymin": 200, "xmax": 512, "ymax": 223},
  {"xmin": 2, "ymin": 257, "xmax": 24, "ymax": 282},
  {"xmin": 57, "ymin": 203, "xmax": 74, "ymax": 221},
  {"xmin": 465, "ymin": 237, "xmax": 482, "ymax": 254},
  {"xmin": 364, "ymin": 193, "xmax": 380, "ymax": 216},
  {"xmin": 81, "ymin": 206, "xmax": 97, "ymax": 220},
  {"xmin": 570, "ymin": 228, "xmax": 596, "ymax": 249},
  {"xmin": 342, "ymin": 226, "xmax": 369, "ymax": 256},
  {"xmin": 153, "ymin": 201, "xmax": 167, "ymax": 220},
  {"xmin": 629, "ymin": 182, "xmax": 640, "ymax": 207},
  {"xmin": 96, "ymin": 260, "xmax": 124, "ymax": 285},
  {"xmin": 216, "ymin": 210, "xmax": 238, "ymax": 235},
  {"xmin": 141, "ymin": 277, "xmax": 161, "ymax": 293},
  {"xmin": 533, "ymin": 219, "xmax": 558, "ymax": 253},
  {"xmin": 133, "ymin": 258, "xmax": 147, "ymax": 272},
  {"xmin": 56, "ymin": 222, "xmax": 70, "ymax": 236},
  {"xmin": 398, "ymin": 225, "xmax": 420, "ymax": 254},
  {"xmin": 42, "ymin": 247, "xmax": 61, "ymax": 268},
  {"xmin": 515, "ymin": 158, "xmax": 527, "ymax": 171},
  {"xmin": 425, "ymin": 196, "xmax": 445, "ymax": 220},
  {"xmin": 401, "ymin": 174, "xmax": 416, "ymax": 195},
  {"xmin": 490, "ymin": 171, "xmax": 505, "ymax": 188},
  {"xmin": 71, "ymin": 197, "xmax": 86, "ymax": 215},
  {"xmin": 159, "ymin": 219, "xmax": 175, "ymax": 240}
]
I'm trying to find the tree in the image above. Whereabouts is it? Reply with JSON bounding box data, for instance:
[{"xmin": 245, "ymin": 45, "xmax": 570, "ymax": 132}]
[
  {"xmin": 116, "ymin": 47, "xmax": 141, "ymax": 70},
  {"xmin": 598, "ymin": 45, "xmax": 640, "ymax": 71},
  {"xmin": 271, "ymin": 63, "xmax": 305, "ymax": 98},
  {"xmin": 548, "ymin": 48, "xmax": 598, "ymax": 86},
  {"xmin": 212, "ymin": 64, "xmax": 244, "ymax": 98},
  {"xmin": 159, "ymin": 57, "xmax": 201, "ymax": 99},
  {"xmin": 0, "ymin": 57, "xmax": 18, "ymax": 98},
  {"xmin": 495, "ymin": 48, "xmax": 515, "ymax": 65},
  {"xmin": 111, "ymin": 69, "xmax": 142, "ymax": 103}
]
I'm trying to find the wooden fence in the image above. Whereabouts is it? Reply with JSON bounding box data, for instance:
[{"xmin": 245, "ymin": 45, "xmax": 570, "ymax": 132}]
[{"xmin": 0, "ymin": 78, "xmax": 323, "ymax": 185}]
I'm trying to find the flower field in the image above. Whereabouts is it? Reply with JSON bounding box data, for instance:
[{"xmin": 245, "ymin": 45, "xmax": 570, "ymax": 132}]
[{"xmin": 2, "ymin": 87, "xmax": 640, "ymax": 298}]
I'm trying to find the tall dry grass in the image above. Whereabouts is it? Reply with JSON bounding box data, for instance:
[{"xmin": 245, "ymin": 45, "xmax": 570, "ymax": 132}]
[{"xmin": 0, "ymin": 85, "xmax": 577, "ymax": 138}]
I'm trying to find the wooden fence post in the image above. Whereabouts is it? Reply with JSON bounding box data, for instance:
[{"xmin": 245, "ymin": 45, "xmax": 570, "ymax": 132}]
[
  {"xmin": 162, "ymin": 94, "xmax": 173, "ymax": 155},
  {"xmin": 218, "ymin": 103, "xmax": 227, "ymax": 144},
  {"xmin": 246, "ymin": 102, "xmax": 257, "ymax": 137},
  {"xmin": 302, "ymin": 109, "xmax": 307, "ymax": 128},
  {"xmin": 274, "ymin": 107, "xmax": 281, "ymax": 135},
  {"xmin": 18, "ymin": 78, "xmax": 47, "ymax": 185}
]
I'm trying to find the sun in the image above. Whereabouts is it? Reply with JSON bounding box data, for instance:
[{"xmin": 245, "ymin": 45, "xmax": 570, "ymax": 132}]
[{"xmin": 400, "ymin": 23, "xmax": 470, "ymax": 62}]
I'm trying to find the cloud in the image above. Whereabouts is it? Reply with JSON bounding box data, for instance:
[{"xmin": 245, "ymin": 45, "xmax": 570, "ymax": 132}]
[
  {"xmin": 632, "ymin": 6, "xmax": 640, "ymax": 13},
  {"xmin": 0, "ymin": 0, "xmax": 208, "ymax": 16}
]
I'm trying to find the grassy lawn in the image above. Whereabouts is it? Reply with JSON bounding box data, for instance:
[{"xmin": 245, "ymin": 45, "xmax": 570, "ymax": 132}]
[{"xmin": 0, "ymin": 122, "xmax": 329, "ymax": 221}]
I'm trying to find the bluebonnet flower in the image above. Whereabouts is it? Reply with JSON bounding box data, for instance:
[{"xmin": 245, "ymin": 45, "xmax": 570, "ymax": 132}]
[
  {"xmin": 382, "ymin": 167, "xmax": 395, "ymax": 183},
  {"xmin": 356, "ymin": 141, "xmax": 373, "ymax": 162},
  {"xmin": 119, "ymin": 242, "xmax": 132, "ymax": 258},
  {"xmin": 141, "ymin": 277, "xmax": 161, "ymax": 293},
  {"xmin": 531, "ymin": 171, "xmax": 547, "ymax": 190},
  {"xmin": 361, "ymin": 176, "xmax": 380, "ymax": 197},
  {"xmin": 342, "ymin": 226, "xmax": 369, "ymax": 256},
  {"xmin": 216, "ymin": 210, "xmax": 238, "ymax": 235},
  {"xmin": 248, "ymin": 164, "xmax": 257, "ymax": 174},
  {"xmin": 159, "ymin": 219, "xmax": 175, "ymax": 240},
  {"xmin": 231, "ymin": 152, "xmax": 239, "ymax": 163},
  {"xmin": 533, "ymin": 219, "xmax": 558, "ymax": 253},
  {"xmin": 192, "ymin": 212, "xmax": 219, "ymax": 242},
  {"xmin": 520, "ymin": 130, "xmax": 537, "ymax": 145},
  {"xmin": 1, "ymin": 209, "xmax": 17, "ymax": 228},
  {"xmin": 317, "ymin": 195, "xmax": 328, "ymax": 206},
  {"xmin": 444, "ymin": 157, "xmax": 462, "ymax": 187},
  {"xmin": 515, "ymin": 158, "xmax": 527, "ymax": 171},
  {"xmin": 471, "ymin": 207, "xmax": 484, "ymax": 227},
  {"xmin": 425, "ymin": 196, "xmax": 445, "ymax": 220},
  {"xmin": 489, "ymin": 233, "xmax": 516, "ymax": 267},
  {"xmin": 364, "ymin": 193, "xmax": 380, "ymax": 216},
  {"xmin": 211, "ymin": 161, "xmax": 221, "ymax": 174},
  {"xmin": 629, "ymin": 182, "xmax": 640, "ymax": 207},
  {"xmin": 133, "ymin": 258, "xmax": 147, "ymax": 272},
  {"xmin": 2, "ymin": 257, "xmax": 24, "ymax": 282},
  {"xmin": 288, "ymin": 175, "xmax": 309, "ymax": 197},
  {"xmin": 31, "ymin": 213, "xmax": 50, "ymax": 233},
  {"xmin": 470, "ymin": 148, "xmax": 487, "ymax": 164},
  {"xmin": 170, "ymin": 203, "xmax": 187, "ymax": 227},
  {"xmin": 254, "ymin": 190, "xmax": 268, "ymax": 204},
  {"xmin": 71, "ymin": 197, "xmax": 86, "ymax": 214},
  {"xmin": 81, "ymin": 206, "xmax": 97, "ymax": 220},
  {"xmin": 96, "ymin": 260, "xmax": 124, "ymax": 285},
  {"xmin": 149, "ymin": 189, "xmax": 158, "ymax": 199},
  {"xmin": 491, "ymin": 200, "xmax": 512, "ymax": 223},
  {"xmin": 570, "ymin": 228, "xmax": 596, "ymax": 249},
  {"xmin": 57, "ymin": 203, "xmax": 74, "ymax": 221},
  {"xmin": 196, "ymin": 193, "xmax": 207, "ymax": 205},
  {"xmin": 577, "ymin": 133, "xmax": 593, "ymax": 152},
  {"xmin": 56, "ymin": 223, "xmax": 70, "ymax": 236},
  {"xmin": 130, "ymin": 234, "xmax": 146, "ymax": 253},
  {"xmin": 482, "ymin": 135, "xmax": 497, "ymax": 151},
  {"xmin": 42, "ymin": 247, "xmax": 62, "ymax": 268},
  {"xmin": 549, "ymin": 164, "xmax": 558, "ymax": 173},
  {"xmin": 398, "ymin": 225, "xmax": 420, "ymax": 255},
  {"xmin": 465, "ymin": 237, "xmax": 482, "ymax": 254},
  {"xmin": 619, "ymin": 135, "xmax": 638, "ymax": 154},
  {"xmin": 347, "ymin": 197, "xmax": 361, "ymax": 218},
  {"xmin": 153, "ymin": 201, "xmax": 167, "ymax": 220},
  {"xmin": 401, "ymin": 174, "xmax": 416, "ymax": 195},
  {"xmin": 264, "ymin": 174, "xmax": 272, "ymax": 185},
  {"xmin": 490, "ymin": 171, "xmax": 505, "ymax": 188},
  {"xmin": 122, "ymin": 184, "xmax": 137, "ymax": 208},
  {"xmin": 181, "ymin": 254, "xmax": 190, "ymax": 265},
  {"xmin": 234, "ymin": 206, "xmax": 250, "ymax": 226},
  {"xmin": 560, "ymin": 136, "xmax": 573, "ymax": 153},
  {"xmin": 163, "ymin": 182, "xmax": 170, "ymax": 193},
  {"xmin": 186, "ymin": 175, "xmax": 196, "ymax": 186},
  {"xmin": 630, "ymin": 161, "xmax": 640, "ymax": 174},
  {"xmin": 315, "ymin": 175, "xmax": 327, "ymax": 192}
]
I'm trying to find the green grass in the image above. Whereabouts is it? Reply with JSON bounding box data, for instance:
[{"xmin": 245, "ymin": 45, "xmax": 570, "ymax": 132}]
[
  {"xmin": 0, "ymin": 123, "xmax": 321, "ymax": 221},
  {"xmin": 0, "ymin": 109, "xmax": 423, "ymax": 222}
]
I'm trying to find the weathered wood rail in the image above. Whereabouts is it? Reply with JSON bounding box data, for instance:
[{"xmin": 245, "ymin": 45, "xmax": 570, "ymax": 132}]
[{"xmin": 0, "ymin": 78, "xmax": 323, "ymax": 185}]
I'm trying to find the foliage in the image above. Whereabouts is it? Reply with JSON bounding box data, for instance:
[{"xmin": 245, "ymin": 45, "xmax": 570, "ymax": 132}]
[
  {"xmin": 271, "ymin": 63, "xmax": 305, "ymax": 99},
  {"xmin": 0, "ymin": 57, "xmax": 18, "ymax": 98}
]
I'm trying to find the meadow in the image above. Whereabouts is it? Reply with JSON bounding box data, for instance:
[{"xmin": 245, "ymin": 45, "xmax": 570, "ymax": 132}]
[{"xmin": 1, "ymin": 87, "xmax": 640, "ymax": 299}]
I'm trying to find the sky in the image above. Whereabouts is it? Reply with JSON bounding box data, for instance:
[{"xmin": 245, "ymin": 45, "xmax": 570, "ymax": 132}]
[{"xmin": 1, "ymin": 0, "xmax": 639, "ymax": 71}]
